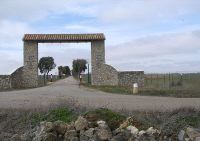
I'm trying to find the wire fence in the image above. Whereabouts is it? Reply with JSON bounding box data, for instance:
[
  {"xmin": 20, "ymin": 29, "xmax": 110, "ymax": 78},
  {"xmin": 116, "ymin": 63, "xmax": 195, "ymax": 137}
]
[{"xmin": 144, "ymin": 73, "xmax": 200, "ymax": 90}]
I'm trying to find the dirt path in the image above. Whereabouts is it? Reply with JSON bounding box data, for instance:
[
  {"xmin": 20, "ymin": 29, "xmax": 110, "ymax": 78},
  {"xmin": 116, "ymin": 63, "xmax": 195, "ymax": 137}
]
[{"xmin": 0, "ymin": 77, "xmax": 199, "ymax": 111}]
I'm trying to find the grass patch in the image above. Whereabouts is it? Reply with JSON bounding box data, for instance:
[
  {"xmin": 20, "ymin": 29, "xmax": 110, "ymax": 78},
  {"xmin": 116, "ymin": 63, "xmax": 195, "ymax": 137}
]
[
  {"xmin": 31, "ymin": 108, "xmax": 77, "ymax": 126},
  {"xmin": 140, "ymin": 89, "xmax": 200, "ymax": 98},
  {"xmin": 82, "ymin": 83, "xmax": 200, "ymax": 98},
  {"xmin": 84, "ymin": 108, "xmax": 126, "ymax": 130},
  {"xmin": 82, "ymin": 83, "xmax": 132, "ymax": 95}
]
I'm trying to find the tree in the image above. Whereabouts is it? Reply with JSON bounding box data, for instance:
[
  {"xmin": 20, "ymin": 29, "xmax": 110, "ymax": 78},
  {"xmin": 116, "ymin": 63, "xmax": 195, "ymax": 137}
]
[
  {"xmin": 58, "ymin": 66, "xmax": 63, "ymax": 78},
  {"xmin": 38, "ymin": 57, "xmax": 56, "ymax": 78},
  {"xmin": 63, "ymin": 66, "xmax": 71, "ymax": 76},
  {"xmin": 72, "ymin": 59, "xmax": 87, "ymax": 75},
  {"xmin": 58, "ymin": 66, "xmax": 71, "ymax": 78}
]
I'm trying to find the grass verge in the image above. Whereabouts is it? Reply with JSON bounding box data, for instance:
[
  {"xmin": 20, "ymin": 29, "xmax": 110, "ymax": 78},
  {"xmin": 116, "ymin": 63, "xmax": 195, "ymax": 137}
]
[
  {"xmin": 82, "ymin": 83, "xmax": 132, "ymax": 95},
  {"xmin": 0, "ymin": 107, "xmax": 200, "ymax": 140},
  {"xmin": 82, "ymin": 83, "xmax": 200, "ymax": 98}
]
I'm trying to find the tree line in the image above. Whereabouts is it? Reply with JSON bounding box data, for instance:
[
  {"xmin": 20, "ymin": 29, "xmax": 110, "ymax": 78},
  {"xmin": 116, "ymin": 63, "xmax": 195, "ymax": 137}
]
[{"xmin": 38, "ymin": 56, "xmax": 87, "ymax": 79}]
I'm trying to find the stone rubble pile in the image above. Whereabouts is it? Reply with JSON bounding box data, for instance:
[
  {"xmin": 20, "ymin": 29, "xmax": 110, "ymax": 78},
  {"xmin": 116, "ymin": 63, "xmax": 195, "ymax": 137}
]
[
  {"xmin": 10, "ymin": 116, "xmax": 200, "ymax": 141},
  {"xmin": 178, "ymin": 127, "xmax": 200, "ymax": 141}
]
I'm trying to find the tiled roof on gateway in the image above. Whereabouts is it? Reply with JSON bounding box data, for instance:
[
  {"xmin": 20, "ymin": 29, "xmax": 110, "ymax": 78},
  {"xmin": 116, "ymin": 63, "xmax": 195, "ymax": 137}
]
[{"xmin": 23, "ymin": 34, "xmax": 105, "ymax": 42}]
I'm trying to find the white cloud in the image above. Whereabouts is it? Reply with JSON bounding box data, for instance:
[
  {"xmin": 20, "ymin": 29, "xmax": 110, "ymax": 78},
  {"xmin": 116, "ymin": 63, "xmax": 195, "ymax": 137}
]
[
  {"xmin": 0, "ymin": 20, "xmax": 33, "ymax": 49},
  {"xmin": 1, "ymin": 0, "xmax": 200, "ymax": 24},
  {"xmin": 0, "ymin": 0, "xmax": 98, "ymax": 22},
  {"xmin": 0, "ymin": 50, "xmax": 22, "ymax": 74},
  {"xmin": 106, "ymin": 30, "xmax": 200, "ymax": 72},
  {"xmin": 0, "ymin": 20, "xmax": 32, "ymax": 74}
]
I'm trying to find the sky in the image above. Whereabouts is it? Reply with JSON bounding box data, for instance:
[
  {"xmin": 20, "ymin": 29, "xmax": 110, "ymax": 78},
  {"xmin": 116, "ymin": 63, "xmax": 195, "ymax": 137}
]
[{"xmin": 0, "ymin": 0, "xmax": 200, "ymax": 74}]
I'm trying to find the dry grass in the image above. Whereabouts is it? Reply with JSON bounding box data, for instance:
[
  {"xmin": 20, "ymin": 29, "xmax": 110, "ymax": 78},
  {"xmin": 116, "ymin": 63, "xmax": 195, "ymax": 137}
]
[{"xmin": 0, "ymin": 97, "xmax": 199, "ymax": 140}]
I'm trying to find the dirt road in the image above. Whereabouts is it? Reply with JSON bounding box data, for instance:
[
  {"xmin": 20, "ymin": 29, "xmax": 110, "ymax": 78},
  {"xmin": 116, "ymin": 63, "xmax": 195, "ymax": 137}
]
[{"xmin": 0, "ymin": 77, "xmax": 199, "ymax": 111}]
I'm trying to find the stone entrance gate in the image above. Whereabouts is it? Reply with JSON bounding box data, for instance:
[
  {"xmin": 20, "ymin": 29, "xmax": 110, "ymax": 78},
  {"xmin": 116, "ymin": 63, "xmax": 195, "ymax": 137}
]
[
  {"xmin": 3, "ymin": 33, "xmax": 144, "ymax": 89},
  {"xmin": 20, "ymin": 33, "xmax": 119, "ymax": 88}
]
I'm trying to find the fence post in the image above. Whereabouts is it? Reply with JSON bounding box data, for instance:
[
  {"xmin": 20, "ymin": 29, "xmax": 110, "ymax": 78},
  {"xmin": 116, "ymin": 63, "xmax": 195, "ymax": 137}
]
[
  {"xmin": 157, "ymin": 74, "xmax": 159, "ymax": 88},
  {"xmin": 164, "ymin": 74, "xmax": 165, "ymax": 88},
  {"xmin": 169, "ymin": 73, "xmax": 171, "ymax": 89}
]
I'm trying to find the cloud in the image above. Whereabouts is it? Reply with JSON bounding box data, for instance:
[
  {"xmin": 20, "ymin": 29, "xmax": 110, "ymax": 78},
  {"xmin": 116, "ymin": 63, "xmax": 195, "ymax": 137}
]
[
  {"xmin": 1, "ymin": 0, "xmax": 200, "ymax": 24},
  {"xmin": 0, "ymin": 20, "xmax": 33, "ymax": 50},
  {"xmin": 0, "ymin": 0, "xmax": 200, "ymax": 74},
  {"xmin": 106, "ymin": 30, "xmax": 200, "ymax": 72},
  {"xmin": 0, "ymin": 20, "xmax": 33, "ymax": 74},
  {"xmin": 0, "ymin": 0, "xmax": 98, "ymax": 22},
  {"xmin": 95, "ymin": 0, "xmax": 200, "ymax": 24},
  {"xmin": 0, "ymin": 50, "xmax": 22, "ymax": 74}
]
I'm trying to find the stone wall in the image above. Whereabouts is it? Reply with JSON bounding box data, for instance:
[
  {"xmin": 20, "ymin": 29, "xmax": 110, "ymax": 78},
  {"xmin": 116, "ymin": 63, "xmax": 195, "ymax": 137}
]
[
  {"xmin": 118, "ymin": 71, "xmax": 144, "ymax": 88},
  {"xmin": 0, "ymin": 75, "xmax": 11, "ymax": 90},
  {"xmin": 11, "ymin": 67, "xmax": 25, "ymax": 89},
  {"xmin": 93, "ymin": 64, "xmax": 118, "ymax": 86}
]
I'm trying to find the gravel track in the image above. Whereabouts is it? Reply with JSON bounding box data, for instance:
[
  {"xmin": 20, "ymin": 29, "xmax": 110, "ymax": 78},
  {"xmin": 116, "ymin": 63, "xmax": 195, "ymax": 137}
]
[{"xmin": 0, "ymin": 77, "xmax": 199, "ymax": 111}]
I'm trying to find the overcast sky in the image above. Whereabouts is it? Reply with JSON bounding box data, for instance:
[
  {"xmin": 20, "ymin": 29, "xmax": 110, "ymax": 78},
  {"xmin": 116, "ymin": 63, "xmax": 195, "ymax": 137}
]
[{"xmin": 0, "ymin": 0, "xmax": 200, "ymax": 74}]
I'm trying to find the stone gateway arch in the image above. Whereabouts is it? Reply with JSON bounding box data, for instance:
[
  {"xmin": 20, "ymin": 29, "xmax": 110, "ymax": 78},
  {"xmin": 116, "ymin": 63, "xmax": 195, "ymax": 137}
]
[
  {"xmin": 10, "ymin": 33, "xmax": 144, "ymax": 89},
  {"xmin": 20, "ymin": 33, "xmax": 119, "ymax": 88}
]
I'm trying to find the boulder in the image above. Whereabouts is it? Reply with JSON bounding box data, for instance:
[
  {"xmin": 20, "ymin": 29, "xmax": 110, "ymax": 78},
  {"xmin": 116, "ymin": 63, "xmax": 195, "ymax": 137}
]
[
  {"xmin": 128, "ymin": 136, "xmax": 137, "ymax": 141},
  {"xmin": 43, "ymin": 133, "xmax": 57, "ymax": 141},
  {"xmin": 80, "ymin": 134, "xmax": 89, "ymax": 141},
  {"xmin": 67, "ymin": 122, "xmax": 75, "ymax": 130},
  {"xmin": 84, "ymin": 128, "xmax": 95, "ymax": 138},
  {"xmin": 75, "ymin": 116, "xmax": 88, "ymax": 131},
  {"xmin": 127, "ymin": 126, "xmax": 139, "ymax": 136},
  {"xmin": 96, "ymin": 127, "xmax": 112, "ymax": 141},
  {"xmin": 54, "ymin": 120, "xmax": 68, "ymax": 135},
  {"xmin": 32, "ymin": 124, "xmax": 49, "ymax": 141},
  {"xmin": 146, "ymin": 127, "xmax": 159, "ymax": 135},
  {"xmin": 97, "ymin": 120, "xmax": 107, "ymax": 128},
  {"xmin": 96, "ymin": 121, "xmax": 112, "ymax": 141},
  {"xmin": 111, "ymin": 130, "xmax": 131, "ymax": 141},
  {"xmin": 41, "ymin": 122, "xmax": 54, "ymax": 133},
  {"xmin": 113, "ymin": 128, "xmax": 125, "ymax": 136},
  {"xmin": 186, "ymin": 127, "xmax": 200, "ymax": 140},
  {"xmin": 138, "ymin": 134, "xmax": 156, "ymax": 141},
  {"xmin": 138, "ymin": 130, "xmax": 146, "ymax": 136},
  {"xmin": 178, "ymin": 130, "xmax": 185, "ymax": 141},
  {"xmin": 64, "ymin": 130, "xmax": 78, "ymax": 141}
]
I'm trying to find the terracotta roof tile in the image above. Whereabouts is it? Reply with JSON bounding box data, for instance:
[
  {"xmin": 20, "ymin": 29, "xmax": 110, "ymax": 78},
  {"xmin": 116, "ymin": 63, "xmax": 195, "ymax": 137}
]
[{"xmin": 23, "ymin": 33, "xmax": 105, "ymax": 42}]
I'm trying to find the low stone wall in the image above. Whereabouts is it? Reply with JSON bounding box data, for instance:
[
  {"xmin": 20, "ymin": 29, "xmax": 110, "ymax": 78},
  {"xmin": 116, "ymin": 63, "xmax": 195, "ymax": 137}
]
[
  {"xmin": 0, "ymin": 75, "xmax": 11, "ymax": 90},
  {"xmin": 11, "ymin": 67, "xmax": 25, "ymax": 89},
  {"xmin": 118, "ymin": 71, "xmax": 144, "ymax": 87},
  {"xmin": 94, "ymin": 64, "xmax": 118, "ymax": 86}
]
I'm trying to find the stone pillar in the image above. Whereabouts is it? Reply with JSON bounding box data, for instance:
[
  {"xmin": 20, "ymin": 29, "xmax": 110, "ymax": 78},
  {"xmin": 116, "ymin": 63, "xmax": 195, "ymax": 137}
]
[
  {"xmin": 23, "ymin": 41, "xmax": 38, "ymax": 88},
  {"xmin": 91, "ymin": 40, "xmax": 105, "ymax": 85}
]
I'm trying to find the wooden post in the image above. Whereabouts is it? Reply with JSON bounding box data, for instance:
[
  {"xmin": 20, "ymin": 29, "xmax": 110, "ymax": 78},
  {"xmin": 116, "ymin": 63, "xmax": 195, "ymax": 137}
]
[
  {"xmin": 164, "ymin": 74, "xmax": 166, "ymax": 88},
  {"xmin": 169, "ymin": 73, "xmax": 171, "ymax": 89}
]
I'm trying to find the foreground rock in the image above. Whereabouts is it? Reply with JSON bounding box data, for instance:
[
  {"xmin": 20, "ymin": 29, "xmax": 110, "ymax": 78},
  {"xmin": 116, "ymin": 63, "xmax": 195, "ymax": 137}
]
[{"xmin": 10, "ymin": 116, "xmax": 200, "ymax": 141}]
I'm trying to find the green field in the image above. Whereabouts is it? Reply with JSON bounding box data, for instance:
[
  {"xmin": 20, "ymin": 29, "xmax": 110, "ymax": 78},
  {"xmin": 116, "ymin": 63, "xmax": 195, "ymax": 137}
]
[{"xmin": 82, "ymin": 73, "xmax": 200, "ymax": 97}]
